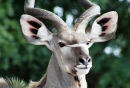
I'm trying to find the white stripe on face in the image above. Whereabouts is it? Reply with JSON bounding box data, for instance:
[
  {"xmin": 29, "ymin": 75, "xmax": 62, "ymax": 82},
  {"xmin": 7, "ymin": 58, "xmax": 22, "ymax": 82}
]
[
  {"xmin": 66, "ymin": 43, "xmax": 86, "ymax": 47},
  {"xmin": 66, "ymin": 43, "xmax": 89, "ymax": 55}
]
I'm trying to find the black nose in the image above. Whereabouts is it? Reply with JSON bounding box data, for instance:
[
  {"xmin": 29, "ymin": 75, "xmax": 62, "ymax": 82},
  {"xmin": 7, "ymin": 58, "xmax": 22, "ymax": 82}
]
[{"xmin": 79, "ymin": 56, "xmax": 91, "ymax": 65}]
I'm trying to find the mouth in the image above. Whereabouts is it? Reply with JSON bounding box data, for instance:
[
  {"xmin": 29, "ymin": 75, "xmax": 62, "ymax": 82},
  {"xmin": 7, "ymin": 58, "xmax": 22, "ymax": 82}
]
[
  {"xmin": 75, "ymin": 64, "xmax": 92, "ymax": 69},
  {"xmin": 75, "ymin": 64, "xmax": 92, "ymax": 75}
]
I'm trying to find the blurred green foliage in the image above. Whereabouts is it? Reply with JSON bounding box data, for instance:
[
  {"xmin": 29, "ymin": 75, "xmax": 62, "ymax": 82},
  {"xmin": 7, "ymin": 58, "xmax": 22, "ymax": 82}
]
[{"xmin": 0, "ymin": 0, "xmax": 130, "ymax": 88}]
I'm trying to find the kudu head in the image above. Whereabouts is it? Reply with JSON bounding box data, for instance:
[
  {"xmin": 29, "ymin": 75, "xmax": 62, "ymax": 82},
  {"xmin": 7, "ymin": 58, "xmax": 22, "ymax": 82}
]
[{"xmin": 20, "ymin": 0, "xmax": 118, "ymax": 76}]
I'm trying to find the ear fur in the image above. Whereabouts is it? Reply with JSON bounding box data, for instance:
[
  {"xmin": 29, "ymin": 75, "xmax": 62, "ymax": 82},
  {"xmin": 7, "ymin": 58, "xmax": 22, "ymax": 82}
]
[
  {"xmin": 20, "ymin": 14, "xmax": 52, "ymax": 46},
  {"xmin": 87, "ymin": 11, "xmax": 118, "ymax": 42}
]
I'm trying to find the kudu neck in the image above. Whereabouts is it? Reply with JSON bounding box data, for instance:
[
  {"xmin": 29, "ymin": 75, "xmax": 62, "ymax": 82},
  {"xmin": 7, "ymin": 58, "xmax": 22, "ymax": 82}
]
[{"xmin": 43, "ymin": 53, "xmax": 87, "ymax": 88}]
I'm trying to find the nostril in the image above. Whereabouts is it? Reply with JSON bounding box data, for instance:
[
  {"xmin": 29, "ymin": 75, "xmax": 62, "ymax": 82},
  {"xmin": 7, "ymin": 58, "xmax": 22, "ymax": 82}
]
[
  {"xmin": 78, "ymin": 56, "xmax": 91, "ymax": 65},
  {"xmin": 88, "ymin": 58, "xmax": 91, "ymax": 62},
  {"xmin": 79, "ymin": 58, "xmax": 85, "ymax": 64}
]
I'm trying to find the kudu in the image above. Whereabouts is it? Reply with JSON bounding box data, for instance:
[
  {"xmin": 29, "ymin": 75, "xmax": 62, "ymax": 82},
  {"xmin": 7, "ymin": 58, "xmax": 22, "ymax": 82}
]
[{"xmin": 0, "ymin": 0, "xmax": 118, "ymax": 88}]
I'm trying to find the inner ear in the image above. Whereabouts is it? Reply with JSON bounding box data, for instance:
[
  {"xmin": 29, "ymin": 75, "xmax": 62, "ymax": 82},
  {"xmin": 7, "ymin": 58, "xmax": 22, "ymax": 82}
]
[
  {"xmin": 30, "ymin": 28, "xmax": 38, "ymax": 34},
  {"xmin": 102, "ymin": 26, "xmax": 108, "ymax": 31},
  {"xmin": 97, "ymin": 18, "xmax": 111, "ymax": 26},
  {"xmin": 28, "ymin": 21, "xmax": 42, "ymax": 35},
  {"xmin": 28, "ymin": 21, "xmax": 41, "ymax": 29},
  {"xmin": 97, "ymin": 18, "xmax": 111, "ymax": 33}
]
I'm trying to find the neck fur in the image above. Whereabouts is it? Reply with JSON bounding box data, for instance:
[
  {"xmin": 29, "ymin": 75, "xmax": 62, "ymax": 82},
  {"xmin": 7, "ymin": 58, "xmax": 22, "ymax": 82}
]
[{"xmin": 29, "ymin": 54, "xmax": 87, "ymax": 88}]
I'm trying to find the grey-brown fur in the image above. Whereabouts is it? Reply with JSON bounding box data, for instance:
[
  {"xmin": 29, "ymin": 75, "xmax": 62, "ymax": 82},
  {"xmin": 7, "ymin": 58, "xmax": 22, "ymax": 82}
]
[{"xmin": 0, "ymin": 0, "xmax": 118, "ymax": 88}]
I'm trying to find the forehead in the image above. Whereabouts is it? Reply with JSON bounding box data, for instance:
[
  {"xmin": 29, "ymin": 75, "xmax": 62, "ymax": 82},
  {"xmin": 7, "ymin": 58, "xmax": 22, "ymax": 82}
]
[{"xmin": 58, "ymin": 31, "xmax": 89, "ymax": 44}]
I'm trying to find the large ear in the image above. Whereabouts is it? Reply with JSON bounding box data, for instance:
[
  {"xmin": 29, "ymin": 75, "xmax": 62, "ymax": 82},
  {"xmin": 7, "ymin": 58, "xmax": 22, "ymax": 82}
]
[
  {"xmin": 87, "ymin": 11, "xmax": 118, "ymax": 42},
  {"xmin": 20, "ymin": 14, "xmax": 52, "ymax": 46}
]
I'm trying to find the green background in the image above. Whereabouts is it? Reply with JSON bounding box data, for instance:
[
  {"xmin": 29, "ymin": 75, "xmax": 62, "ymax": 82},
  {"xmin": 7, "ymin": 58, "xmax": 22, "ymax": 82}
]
[{"xmin": 0, "ymin": 0, "xmax": 130, "ymax": 88}]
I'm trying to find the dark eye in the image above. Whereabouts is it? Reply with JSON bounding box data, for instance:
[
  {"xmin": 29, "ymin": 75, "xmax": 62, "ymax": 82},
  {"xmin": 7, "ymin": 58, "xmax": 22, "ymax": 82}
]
[
  {"xmin": 58, "ymin": 42, "xmax": 66, "ymax": 47},
  {"xmin": 86, "ymin": 41, "xmax": 91, "ymax": 45}
]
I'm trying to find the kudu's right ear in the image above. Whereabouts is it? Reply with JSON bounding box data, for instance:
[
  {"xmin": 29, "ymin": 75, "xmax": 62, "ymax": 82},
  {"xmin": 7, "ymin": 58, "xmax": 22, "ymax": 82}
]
[{"xmin": 20, "ymin": 15, "xmax": 52, "ymax": 46}]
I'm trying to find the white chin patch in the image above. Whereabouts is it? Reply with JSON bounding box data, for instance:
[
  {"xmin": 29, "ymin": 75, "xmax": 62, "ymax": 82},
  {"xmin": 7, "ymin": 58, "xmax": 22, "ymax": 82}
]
[{"xmin": 75, "ymin": 64, "xmax": 92, "ymax": 75}]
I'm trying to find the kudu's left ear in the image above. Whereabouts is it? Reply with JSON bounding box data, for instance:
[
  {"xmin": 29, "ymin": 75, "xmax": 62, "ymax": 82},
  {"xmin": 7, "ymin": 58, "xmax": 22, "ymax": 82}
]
[
  {"xmin": 87, "ymin": 11, "xmax": 118, "ymax": 42},
  {"xmin": 20, "ymin": 14, "xmax": 52, "ymax": 46}
]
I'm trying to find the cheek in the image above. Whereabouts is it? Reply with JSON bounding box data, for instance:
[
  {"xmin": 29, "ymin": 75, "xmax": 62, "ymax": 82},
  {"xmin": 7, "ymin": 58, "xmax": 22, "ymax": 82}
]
[
  {"xmin": 61, "ymin": 47, "xmax": 71, "ymax": 58},
  {"xmin": 61, "ymin": 47, "xmax": 76, "ymax": 67}
]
